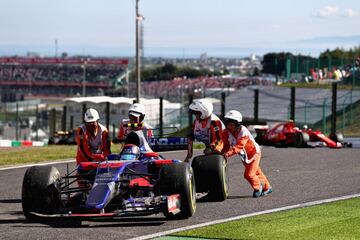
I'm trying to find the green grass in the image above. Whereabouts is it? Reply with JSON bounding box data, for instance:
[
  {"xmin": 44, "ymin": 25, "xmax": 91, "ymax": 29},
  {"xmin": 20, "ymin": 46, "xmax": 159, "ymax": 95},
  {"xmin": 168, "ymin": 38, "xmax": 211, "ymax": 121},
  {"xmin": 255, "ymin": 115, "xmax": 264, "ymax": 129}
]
[
  {"xmin": 279, "ymin": 82, "xmax": 360, "ymax": 91},
  {"xmin": 169, "ymin": 197, "xmax": 360, "ymax": 240},
  {"xmin": 0, "ymin": 143, "xmax": 121, "ymax": 167}
]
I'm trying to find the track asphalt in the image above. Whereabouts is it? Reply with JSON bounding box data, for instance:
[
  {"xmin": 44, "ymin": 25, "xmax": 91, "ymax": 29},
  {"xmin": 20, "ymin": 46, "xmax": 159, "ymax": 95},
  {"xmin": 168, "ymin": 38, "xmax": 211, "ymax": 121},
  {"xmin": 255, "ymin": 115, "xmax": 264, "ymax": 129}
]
[{"xmin": 0, "ymin": 147, "xmax": 359, "ymax": 240}]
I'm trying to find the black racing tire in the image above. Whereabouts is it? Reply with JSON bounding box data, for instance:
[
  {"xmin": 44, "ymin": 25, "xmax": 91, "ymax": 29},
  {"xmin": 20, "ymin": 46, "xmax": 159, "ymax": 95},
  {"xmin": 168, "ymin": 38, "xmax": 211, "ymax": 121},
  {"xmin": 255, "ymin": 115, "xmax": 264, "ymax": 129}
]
[
  {"xmin": 329, "ymin": 132, "xmax": 344, "ymax": 143},
  {"xmin": 192, "ymin": 154, "xmax": 229, "ymax": 201},
  {"xmin": 294, "ymin": 132, "xmax": 309, "ymax": 147},
  {"xmin": 22, "ymin": 166, "xmax": 61, "ymax": 220},
  {"xmin": 159, "ymin": 163, "xmax": 196, "ymax": 219}
]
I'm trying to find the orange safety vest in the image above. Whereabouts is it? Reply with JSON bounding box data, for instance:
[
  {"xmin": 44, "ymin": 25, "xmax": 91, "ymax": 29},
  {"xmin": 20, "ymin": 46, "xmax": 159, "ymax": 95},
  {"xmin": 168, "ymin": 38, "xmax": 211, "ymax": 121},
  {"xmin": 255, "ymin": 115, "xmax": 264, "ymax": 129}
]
[
  {"xmin": 76, "ymin": 123, "xmax": 110, "ymax": 164},
  {"xmin": 190, "ymin": 114, "xmax": 224, "ymax": 152},
  {"xmin": 222, "ymin": 125, "xmax": 260, "ymax": 163}
]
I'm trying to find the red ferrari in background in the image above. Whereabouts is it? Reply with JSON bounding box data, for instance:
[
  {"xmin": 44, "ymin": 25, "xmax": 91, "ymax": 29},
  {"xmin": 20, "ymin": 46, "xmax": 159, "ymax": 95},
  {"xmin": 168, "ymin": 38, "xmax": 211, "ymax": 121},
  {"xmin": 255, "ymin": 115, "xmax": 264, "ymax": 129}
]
[{"xmin": 252, "ymin": 121, "xmax": 348, "ymax": 148}]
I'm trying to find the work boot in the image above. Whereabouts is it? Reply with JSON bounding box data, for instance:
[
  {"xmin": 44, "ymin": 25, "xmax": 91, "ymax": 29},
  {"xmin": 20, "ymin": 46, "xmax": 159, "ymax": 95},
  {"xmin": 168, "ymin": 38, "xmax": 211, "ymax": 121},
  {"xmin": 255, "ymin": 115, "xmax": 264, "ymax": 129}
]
[
  {"xmin": 253, "ymin": 183, "xmax": 263, "ymax": 198},
  {"xmin": 262, "ymin": 187, "xmax": 273, "ymax": 196}
]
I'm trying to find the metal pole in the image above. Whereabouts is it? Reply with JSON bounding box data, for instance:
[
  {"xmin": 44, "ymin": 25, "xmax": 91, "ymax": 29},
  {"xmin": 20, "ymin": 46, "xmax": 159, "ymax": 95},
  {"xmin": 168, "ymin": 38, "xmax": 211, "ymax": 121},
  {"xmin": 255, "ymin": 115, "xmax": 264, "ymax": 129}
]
[
  {"xmin": 322, "ymin": 98, "xmax": 327, "ymax": 133},
  {"xmin": 106, "ymin": 102, "xmax": 110, "ymax": 130},
  {"xmin": 135, "ymin": 0, "xmax": 141, "ymax": 103},
  {"xmin": 254, "ymin": 89, "xmax": 259, "ymax": 123},
  {"xmin": 221, "ymin": 92, "xmax": 226, "ymax": 120},
  {"xmin": 290, "ymin": 87, "xmax": 296, "ymax": 121},
  {"xmin": 331, "ymin": 83, "xmax": 337, "ymax": 135},
  {"xmin": 82, "ymin": 61, "xmax": 86, "ymax": 97},
  {"xmin": 16, "ymin": 103, "xmax": 19, "ymax": 140},
  {"xmin": 62, "ymin": 105, "xmax": 67, "ymax": 131},
  {"xmin": 35, "ymin": 104, "xmax": 39, "ymax": 141},
  {"xmin": 159, "ymin": 97, "xmax": 163, "ymax": 137},
  {"xmin": 82, "ymin": 104, "xmax": 87, "ymax": 123},
  {"xmin": 188, "ymin": 93, "xmax": 193, "ymax": 128},
  {"xmin": 50, "ymin": 108, "xmax": 56, "ymax": 138}
]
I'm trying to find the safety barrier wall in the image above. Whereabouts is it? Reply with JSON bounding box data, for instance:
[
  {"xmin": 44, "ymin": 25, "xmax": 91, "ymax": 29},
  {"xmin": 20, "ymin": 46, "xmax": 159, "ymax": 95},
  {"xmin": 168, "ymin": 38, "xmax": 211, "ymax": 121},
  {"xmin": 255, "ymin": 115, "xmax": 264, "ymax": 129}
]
[{"xmin": 0, "ymin": 139, "xmax": 45, "ymax": 147}]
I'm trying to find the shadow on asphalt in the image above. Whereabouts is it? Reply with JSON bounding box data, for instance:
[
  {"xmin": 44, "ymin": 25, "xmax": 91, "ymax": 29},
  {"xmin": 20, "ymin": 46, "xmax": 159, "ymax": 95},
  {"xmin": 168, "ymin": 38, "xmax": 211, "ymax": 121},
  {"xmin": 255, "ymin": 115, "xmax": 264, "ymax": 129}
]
[
  {"xmin": 0, "ymin": 219, "xmax": 28, "ymax": 224},
  {"xmin": 227, "ymin": 195, "xmax": 252, "ymax": 199},
  {"xmin": 4, "ymin": 216, "xmax": 167, "ymax": 228},
  {"xmin": 0, "ymin": 198, "xmax": 22, "ymax": 203}
]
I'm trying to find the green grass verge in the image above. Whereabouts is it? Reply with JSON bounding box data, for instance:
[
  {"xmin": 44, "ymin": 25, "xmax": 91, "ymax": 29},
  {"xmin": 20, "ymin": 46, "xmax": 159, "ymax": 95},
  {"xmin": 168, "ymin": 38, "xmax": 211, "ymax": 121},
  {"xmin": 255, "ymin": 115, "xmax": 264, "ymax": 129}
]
[
  {"xmin": 0, "ymin": 144, "xmax": 121, "ymax": 167},
  {"xmin": 169, "ymin": 197, "xmax": 360, "ymax": 240},
  {"xmin": 279, "ymin": 82, "xmax": 360, "ymax": 91}
]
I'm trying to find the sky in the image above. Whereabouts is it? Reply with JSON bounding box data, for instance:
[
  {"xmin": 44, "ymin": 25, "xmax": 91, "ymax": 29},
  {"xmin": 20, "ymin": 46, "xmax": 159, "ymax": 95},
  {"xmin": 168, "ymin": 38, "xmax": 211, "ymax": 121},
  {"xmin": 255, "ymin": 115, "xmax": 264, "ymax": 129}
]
[{"xmin": 0, "ymin": 0, "xmax": 360, "ymax": 57}]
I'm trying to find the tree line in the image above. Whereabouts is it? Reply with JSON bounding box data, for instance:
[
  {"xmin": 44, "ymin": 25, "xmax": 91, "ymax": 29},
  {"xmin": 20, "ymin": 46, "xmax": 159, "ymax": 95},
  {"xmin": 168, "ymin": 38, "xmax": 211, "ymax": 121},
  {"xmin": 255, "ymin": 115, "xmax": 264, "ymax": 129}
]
[{"xmin": 262, "ymin": 46, "xmax": 360, "ymax": 75}]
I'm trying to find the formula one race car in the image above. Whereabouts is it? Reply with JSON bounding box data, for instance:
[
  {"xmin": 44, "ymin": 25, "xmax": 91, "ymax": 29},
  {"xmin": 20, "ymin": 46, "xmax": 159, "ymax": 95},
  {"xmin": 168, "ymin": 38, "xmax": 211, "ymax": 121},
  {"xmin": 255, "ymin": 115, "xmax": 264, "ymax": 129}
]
[
  {"xmin": 252, "ymin": 121, "xmax": 348, "ymax": 148},
  {"xmin": 21, "ymin": 130, "xmax": 229, "ymax": 222},
  {"xmin": 22, "ymin": 132, "xmax": 197, "ymax": 221}
]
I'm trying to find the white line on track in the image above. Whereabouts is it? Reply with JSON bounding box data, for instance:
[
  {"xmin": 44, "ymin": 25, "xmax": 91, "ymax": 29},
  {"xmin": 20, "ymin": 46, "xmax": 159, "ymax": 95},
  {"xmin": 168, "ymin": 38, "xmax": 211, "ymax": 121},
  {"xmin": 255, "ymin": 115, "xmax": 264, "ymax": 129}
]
[
  {"xmin": 0, "ymin": 159, "xmax": 75, "ymax": 171},
  {"xmin": 128, "ymin": 193, "xmax": 360, "ymax": 240}
]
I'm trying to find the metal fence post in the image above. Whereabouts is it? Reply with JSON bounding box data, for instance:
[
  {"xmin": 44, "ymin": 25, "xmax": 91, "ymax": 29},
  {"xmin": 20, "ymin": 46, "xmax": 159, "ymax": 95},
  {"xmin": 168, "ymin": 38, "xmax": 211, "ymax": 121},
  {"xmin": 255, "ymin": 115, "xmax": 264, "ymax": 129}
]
[
  {"xmin": 331, "ymin": 83, "xmax": 337, "ymax": 135},
  {"xmin": 188, "ymin": 93, "xmax": 193, "ymax": 128},
  {"xmin": 49, "ymin": 108, "xmax": 56, "ymax": 138},
  {"xmin": 35, "ymin": 105, "xmax": 39, "ymax": 141},
  {"xmin": 322, "ymin": 98, "xmax": 327, "ymax": 133},
  {"xmin": 16, "ymin": 103, "xmax": 19, "ymax": 141},
  {"xmin": 290, "ymin": 87, "xmax": 295, "ymax": 121},
  {"xmin": 254, "ymin": 89, "xmax": 259, "ymax": 123},
  {"xmin": 221, "ymin": 92, "xmax": 226, "ymax": 120},
  {"xmin": 106, "ymin": 102, "xmax": 110, "ymax": 131},
  {"xmin": 82, "ymin": 104, "xmax": 87, "ymax": 122},
  {"xmin": 159, "ymin": 97, "xmax": 163, "ymax": 137},
  {"xmin": 62, "ymin": 105, "xmax": 67, "ymax": 131}
]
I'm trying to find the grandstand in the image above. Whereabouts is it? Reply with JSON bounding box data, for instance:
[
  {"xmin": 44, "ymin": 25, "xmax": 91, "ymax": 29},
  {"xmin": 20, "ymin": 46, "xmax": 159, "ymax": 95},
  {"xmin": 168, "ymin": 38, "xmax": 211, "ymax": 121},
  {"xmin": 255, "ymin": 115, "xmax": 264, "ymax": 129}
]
[
  {"xmin": 0, "ymin": 57, "xmax": 128, "ymax": 101},
  {"xmin": 140, "ymin": 76, "xmax": 273, "ymax": 101}
]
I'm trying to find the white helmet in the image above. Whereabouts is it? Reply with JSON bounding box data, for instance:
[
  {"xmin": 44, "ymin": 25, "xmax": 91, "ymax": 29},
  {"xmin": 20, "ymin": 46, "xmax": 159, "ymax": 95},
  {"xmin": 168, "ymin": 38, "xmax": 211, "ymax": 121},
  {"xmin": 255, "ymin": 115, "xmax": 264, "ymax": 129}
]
[
  {"xmin": 224, "ymin": 110, "xmax": 242, "ymax": 124},
  {"xmin": 128, "ymin": 103, "xmax": 145, "ymax": 119},
  {"xmin": 84, "ymin": 108, "xmax": 100, "ymax": 122},
  {"xmin": 189, "ymin": 98, "xmax": 213, "ymax": 119}
]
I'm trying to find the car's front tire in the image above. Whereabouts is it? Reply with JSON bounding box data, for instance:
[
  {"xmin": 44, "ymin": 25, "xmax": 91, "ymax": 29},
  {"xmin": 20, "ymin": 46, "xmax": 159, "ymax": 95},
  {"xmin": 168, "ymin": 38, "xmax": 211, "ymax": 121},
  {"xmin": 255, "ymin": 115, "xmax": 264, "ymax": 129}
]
[
  {"xmin": 159, "ymin": 163, "xmax": 196, "ymax": 219},
  {"xmin": 22, "ymin": 166, "xmax": 61, "ymax": 220}
]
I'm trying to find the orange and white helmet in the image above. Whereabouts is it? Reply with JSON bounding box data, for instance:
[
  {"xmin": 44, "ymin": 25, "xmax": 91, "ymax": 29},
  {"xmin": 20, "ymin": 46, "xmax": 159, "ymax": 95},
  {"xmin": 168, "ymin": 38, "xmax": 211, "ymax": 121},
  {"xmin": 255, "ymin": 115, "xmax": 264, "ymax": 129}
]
[
  {"xmin": 84, "ymin": 108, "xmax": 100, "ymax": 123},
  {"xmin": 189, "ymin": 98, "xmax": 213, "ymax": 119}
]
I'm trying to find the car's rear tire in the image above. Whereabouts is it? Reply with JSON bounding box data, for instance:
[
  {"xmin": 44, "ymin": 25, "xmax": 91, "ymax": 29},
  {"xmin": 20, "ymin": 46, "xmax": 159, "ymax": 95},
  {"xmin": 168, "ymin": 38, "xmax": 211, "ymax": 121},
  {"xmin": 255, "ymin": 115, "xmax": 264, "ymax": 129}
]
[
  {"xmin": 159, "ymin": 163, "xmax": 196, "ymax": 219},
  {"xmin": 22, "ymin": 166, "xmax": 61, "ymax": 220},
  {"xmin": 329, "ymin": 132, "xmax": 344, "ymax": 143},
  {"xmin": 294, "ymin": 132, "xmax": 309, "ymax": 147},
  {"xmin": 192, "ymin": 154, "xmax": 229, "ymax": 201}
]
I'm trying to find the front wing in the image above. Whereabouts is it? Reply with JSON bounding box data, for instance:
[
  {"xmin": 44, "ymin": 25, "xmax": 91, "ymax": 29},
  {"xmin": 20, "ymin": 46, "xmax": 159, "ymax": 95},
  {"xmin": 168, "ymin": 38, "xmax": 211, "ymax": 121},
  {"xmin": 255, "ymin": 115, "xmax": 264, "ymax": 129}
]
[{"xmin": 30, "ymin": 194, "xmax": 181, "ymax": 219}]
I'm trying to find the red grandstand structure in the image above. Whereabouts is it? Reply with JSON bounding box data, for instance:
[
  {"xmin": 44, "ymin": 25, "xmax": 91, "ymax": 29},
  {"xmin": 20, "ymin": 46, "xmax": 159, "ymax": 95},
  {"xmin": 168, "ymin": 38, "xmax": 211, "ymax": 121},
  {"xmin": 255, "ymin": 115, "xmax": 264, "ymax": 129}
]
[{"xmin": 0, "ymin": 57, "xmax": 128, "ymax": 101}]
